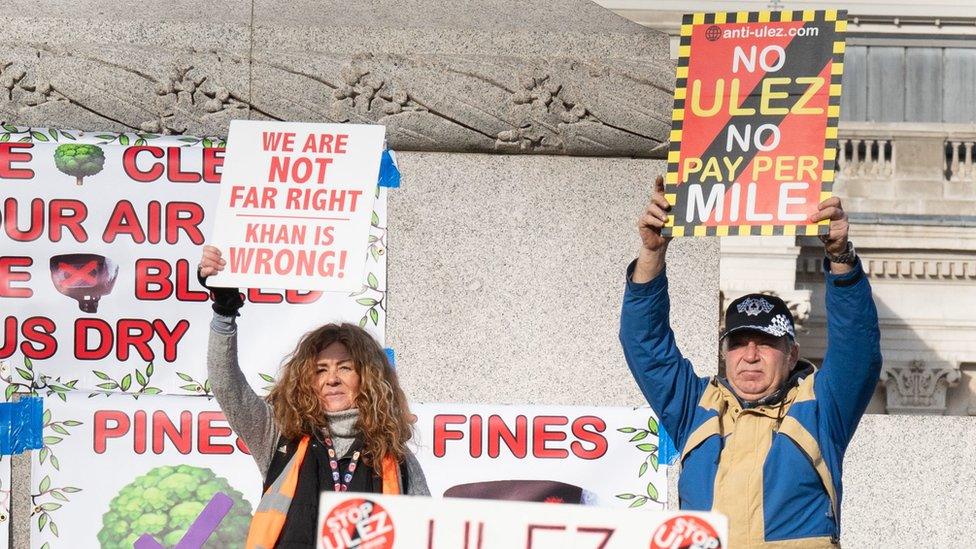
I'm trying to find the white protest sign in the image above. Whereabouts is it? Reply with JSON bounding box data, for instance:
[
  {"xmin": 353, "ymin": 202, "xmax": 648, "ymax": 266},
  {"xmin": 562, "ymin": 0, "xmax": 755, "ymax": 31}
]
[
  {"xmin": 209, "ymin": 121, "xmax": 385, "ymax": 292},
  {"xmin": 317, "ymin": 493, "xmax": 728, "ymax": 549}
]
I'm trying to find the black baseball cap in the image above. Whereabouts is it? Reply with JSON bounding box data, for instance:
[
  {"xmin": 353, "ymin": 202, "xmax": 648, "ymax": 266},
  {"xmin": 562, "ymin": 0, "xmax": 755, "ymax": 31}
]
[{"xmin": 722, "ymin": 293, "xmax": 796, "ymax": 341}]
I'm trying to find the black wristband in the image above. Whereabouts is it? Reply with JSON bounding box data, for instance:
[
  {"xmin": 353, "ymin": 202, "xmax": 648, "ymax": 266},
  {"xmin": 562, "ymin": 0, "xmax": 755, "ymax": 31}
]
[{"xmin": 197, "ymin": 269, "xmax": 244, "ymax": 317}]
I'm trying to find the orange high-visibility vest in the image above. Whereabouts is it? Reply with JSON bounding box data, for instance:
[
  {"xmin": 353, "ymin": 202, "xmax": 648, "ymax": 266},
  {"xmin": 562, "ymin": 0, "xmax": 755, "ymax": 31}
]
[{"xmin": 245, "ymin": 435, "xmax": 402, "ymax": 549}]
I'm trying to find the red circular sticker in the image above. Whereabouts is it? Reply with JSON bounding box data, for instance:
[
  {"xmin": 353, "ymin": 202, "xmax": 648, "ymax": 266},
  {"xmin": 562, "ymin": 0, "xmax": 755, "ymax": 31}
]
[
  {"xmin": 320, "ymin": 497, "xmax": 395, "ymax": 549},
  {"xmin": 650, "ymin": 515, "xmax": 722, "ymax": 549}
]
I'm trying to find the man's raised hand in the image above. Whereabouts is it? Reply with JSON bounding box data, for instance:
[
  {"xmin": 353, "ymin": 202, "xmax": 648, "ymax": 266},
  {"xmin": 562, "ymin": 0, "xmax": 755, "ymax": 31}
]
[
  {"xmin": 632, "ymin": 175, "xmax": 673, "ymax": 283},
  {"xmin": 809, "ymin": 196, "xmax": 849, "ymax": 255},
  {"xmin": 638, "ymin": 175, "xmax": 673, "ymax": 253}
]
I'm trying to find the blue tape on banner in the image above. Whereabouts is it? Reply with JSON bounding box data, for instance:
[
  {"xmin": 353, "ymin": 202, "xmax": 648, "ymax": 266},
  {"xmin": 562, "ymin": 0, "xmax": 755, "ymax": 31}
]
[
  {"xmin": 658, "ymin": 423, "xmax": 678, "ymax": 466},
  {"xmin": 384, "ymin": 348, "xmax": 396, "ymax": 368},
  {"xmin": 0, "ymin": 396, "xmax": 44, "ymax": 455},
  {"xmin": 377, "ymin": 149, "xmax": 401, "ymax": 188}
]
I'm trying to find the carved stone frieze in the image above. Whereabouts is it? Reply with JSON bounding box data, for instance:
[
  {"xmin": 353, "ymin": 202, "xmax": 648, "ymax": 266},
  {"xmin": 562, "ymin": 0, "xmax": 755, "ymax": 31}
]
[
  {"xmin": 0, "ymin": 1, "xmax": 673, "ymax": 157},
  {"xmin": 249, "ymin": 53, "xmax": 672, "ymax": 157},
  {"xmin": 148, "ymin": 63, "xmax": 250, "ymax": 134},
  {"xmin": 884, "ymin": 360, "xmax": 961, "ymax": 415},
  {"xmin": 0, "ymin": 45, "xmax": 250, "ymax": 137}
]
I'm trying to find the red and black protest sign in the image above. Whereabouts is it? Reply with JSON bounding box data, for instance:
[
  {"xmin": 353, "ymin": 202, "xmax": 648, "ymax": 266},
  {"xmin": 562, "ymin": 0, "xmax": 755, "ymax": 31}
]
[{"xmin": 664, "ymin": 10, "xmax": 847, "ymax": 237}]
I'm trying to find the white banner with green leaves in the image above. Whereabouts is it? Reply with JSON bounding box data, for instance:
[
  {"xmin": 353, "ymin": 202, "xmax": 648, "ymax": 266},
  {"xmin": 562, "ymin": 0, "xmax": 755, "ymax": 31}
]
[
  {"xmin": 16, "ymin": 393, "xmax": 670, "ymax": 548},
  {"xmin": 0, "ymin": 126, "xmax": 389, "ymax": 399}
]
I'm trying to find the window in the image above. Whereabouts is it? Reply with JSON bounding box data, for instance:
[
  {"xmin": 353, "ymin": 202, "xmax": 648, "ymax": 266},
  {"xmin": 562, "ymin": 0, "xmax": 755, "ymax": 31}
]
[{"xmin": 841, "ymin": 42, "xmax": 976, "ymax": 123}]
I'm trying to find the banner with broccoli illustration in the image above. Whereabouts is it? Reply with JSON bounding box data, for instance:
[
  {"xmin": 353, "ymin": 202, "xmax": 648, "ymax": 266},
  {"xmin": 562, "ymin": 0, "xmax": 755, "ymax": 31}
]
[
  {"xmin": 17, "ymin": 392, "xmax": 669, "ymax": 548},
  {"xmin": 0, "ymin": 125, "xmax": 389, "ymax": 397},
  {"xmin": 23, "ymin": 391, "xmax": 261, "ymax": 549},
  {"xmin": 409, "ymin": 403, "xmax": 669, "ymax": 509}
]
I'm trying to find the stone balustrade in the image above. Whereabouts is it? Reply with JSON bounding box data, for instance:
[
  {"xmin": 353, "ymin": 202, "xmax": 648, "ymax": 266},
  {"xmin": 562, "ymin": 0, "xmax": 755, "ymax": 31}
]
[
  {"xmin": 946, "ymin": 138, "xmax": 976, "ymax": 181},
  {"xmin": 836, "ymin": 122, "xmax": 976, "ymax": 215},
  {"xmin": 839, "ymin": 135, "xmax": 894, "ymax": 177}
]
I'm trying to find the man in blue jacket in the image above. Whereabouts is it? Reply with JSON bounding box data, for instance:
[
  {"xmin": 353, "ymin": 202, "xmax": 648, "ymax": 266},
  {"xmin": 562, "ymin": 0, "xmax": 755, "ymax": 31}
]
[{"xmin": 620, "ymin": 176, "xmax": 882, "ymax": 548}]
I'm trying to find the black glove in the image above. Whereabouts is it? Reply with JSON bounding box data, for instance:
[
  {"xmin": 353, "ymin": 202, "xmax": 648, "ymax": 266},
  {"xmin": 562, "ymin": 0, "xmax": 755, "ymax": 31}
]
[{"xmin": 197, "ymin": 269, "xmax": 244, "ymax": 317}]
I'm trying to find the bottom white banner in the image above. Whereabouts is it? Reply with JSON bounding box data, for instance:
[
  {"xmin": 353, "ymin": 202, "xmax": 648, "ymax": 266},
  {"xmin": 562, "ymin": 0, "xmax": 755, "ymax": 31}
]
[
  {"xmin": 7, "ymin": 390, "xmax": 674, "ymax": 548},
  {"xmin": 317, "ymin": 493, "xmax": 728, "ymax": 549}
]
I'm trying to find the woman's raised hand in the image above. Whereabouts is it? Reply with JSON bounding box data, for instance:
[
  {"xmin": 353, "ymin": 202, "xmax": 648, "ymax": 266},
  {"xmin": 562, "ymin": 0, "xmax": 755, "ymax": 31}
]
[{"xmin": 199, "ymin": 245, "xmax": 226, "ymax": 278}]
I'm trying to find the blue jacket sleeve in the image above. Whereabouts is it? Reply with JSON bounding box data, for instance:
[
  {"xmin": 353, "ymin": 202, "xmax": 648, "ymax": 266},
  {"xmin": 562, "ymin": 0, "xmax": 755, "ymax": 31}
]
[
  {"xmin": 814, "ymin": 258, "xmax": 883, "ymax": 449},
  {"xmin": 619, "ymin": 261, "xmax": 709, "ymax": 452}
]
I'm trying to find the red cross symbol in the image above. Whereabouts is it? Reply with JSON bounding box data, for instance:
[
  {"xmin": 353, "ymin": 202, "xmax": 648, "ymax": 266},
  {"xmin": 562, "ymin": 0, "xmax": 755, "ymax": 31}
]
[{"xmin": 57, "ymin": 260, "xmax": 98, "ymax": 287}]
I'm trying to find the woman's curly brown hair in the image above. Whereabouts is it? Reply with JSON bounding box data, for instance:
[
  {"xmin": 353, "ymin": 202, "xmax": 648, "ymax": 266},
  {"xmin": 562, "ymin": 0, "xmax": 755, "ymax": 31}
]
[{"xmin": 266, "ymin": 323, "xmax": 412, "ymax": 472}]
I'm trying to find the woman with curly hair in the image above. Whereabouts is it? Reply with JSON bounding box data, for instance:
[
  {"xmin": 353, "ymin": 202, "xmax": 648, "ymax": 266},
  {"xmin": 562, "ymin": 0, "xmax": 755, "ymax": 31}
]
[{"xmin": 198, "ymin": 245, "xmax": 428, "ymax": 549}]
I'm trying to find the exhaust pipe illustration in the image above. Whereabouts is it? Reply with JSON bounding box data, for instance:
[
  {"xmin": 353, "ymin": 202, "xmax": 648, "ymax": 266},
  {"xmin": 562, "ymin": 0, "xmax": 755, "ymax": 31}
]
[{"xmin": 49, "ymin": 253, "xmax": 118, "ymax": 313}]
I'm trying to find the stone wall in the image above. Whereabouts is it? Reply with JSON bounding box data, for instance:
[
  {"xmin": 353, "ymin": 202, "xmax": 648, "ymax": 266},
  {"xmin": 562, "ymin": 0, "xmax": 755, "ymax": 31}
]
[
  {"xmin": 842, "ymin": 415, "xmax": 976, "ymax": 547},
  {"xmin": 388, "ymin": 153, "xmax": 718, "ymax": 406}
]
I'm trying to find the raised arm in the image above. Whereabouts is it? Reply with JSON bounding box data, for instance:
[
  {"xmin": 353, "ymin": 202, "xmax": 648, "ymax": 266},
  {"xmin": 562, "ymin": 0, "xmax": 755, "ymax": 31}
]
[
  {"xmin": 619, "ymin": 176, "xmax": 709, "ymax": 451},
  {"xmin": 200, "ymin": 245, "xmax": 280, "ymax": 477},
  {"xmin": 808, "ymin": 199, "xmax": 883, "ymax": 447}
]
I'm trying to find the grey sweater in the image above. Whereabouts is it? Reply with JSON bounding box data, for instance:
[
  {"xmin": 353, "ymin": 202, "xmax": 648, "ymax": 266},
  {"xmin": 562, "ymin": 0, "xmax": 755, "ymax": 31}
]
[{"xmin": 207, "ymin": 314, "xmax": 429, "ymax": 495}]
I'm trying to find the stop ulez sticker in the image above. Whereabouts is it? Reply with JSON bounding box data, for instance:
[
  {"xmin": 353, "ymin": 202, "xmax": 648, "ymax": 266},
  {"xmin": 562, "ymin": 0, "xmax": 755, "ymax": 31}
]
[
  {"xmin": 320, "ymin": 498, "xmax": 395, "ymax": 549},
  {"xmin": 663, "ymin": 10, "xmax": 847, "ymax": 238},
  {"xmin": 650, "ymin": 515, "xmax": 722, "ymax": 549}
]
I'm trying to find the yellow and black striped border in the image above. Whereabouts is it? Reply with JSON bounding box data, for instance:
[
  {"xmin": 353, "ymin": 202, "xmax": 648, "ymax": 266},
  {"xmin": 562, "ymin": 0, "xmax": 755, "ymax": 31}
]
[
  {"xmin": 664, "ymin": 10, "xmax": 848, "ymax": 238},
  {"xmin": 821, "ymin": 9, "xmax": 847, "ymax": 237}
]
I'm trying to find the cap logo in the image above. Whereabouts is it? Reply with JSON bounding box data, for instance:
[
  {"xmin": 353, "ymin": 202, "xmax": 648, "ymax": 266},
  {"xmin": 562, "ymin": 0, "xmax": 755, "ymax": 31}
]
[
  {"xmin": 768, "ymin": 314, "xmax": 796, "ymax": 338},
  {"xmin": 737, "ymin": 297, "xmax": 774, "ymax": 317}
]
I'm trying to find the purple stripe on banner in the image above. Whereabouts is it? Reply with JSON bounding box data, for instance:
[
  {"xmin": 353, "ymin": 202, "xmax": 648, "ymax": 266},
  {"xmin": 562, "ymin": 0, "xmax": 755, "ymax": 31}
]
[
  {"xmin": 176, "ymin": 492, "xmax": 234, "ymax": 548},
  {"xmin": 133, "ymin": 492, "xmax": 234, "ymax": 549}
]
